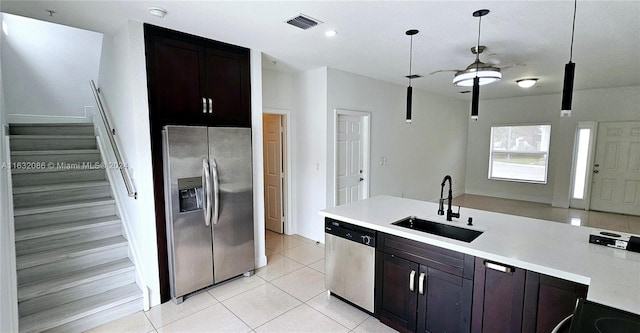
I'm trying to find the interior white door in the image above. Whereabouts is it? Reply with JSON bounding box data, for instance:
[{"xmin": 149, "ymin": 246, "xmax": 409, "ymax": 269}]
[
  {"xmin": 262, "ymin": 114, "xmax": 284, "ymax": 233},
  {"xmin": 590, "ymin": 121, "xmax": 640, "ymax": 215},
  {"xmin": 336, "ymin": 114, "xmax": 365, "ymax": 206}
]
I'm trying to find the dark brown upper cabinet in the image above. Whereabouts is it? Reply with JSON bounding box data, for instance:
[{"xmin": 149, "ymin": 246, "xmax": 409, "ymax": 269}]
[{"xmin": 145, "ymin": 24, "xmax": 251, "ymax": 127}]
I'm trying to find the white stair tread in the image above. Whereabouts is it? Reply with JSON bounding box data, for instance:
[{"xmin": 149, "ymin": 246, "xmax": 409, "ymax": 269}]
[
  {"xmin": 11, "ymin": 166, "xmax": 104, "ymax": 175},
  {"xmin": 17, "ymin": 236, "xmax": 127, "ymax": 270},
  {"xmin": 19, "ymin": 283, "xmax": 142, "ymax": 333},
  {"xmin": 18, "ymin": 258, "xmax": 134, "ymax": 301},
  {"xmin": 10, "ymin": 135, "xmax": 96, "ymax": 139},
  {"xmin": 12, "ymin": 180, "xmax": 110, "ymax": 194},
  {"xmin": 11, "ymin": 149, "xmax": 99, "ymax": 156},
  {"xmin": 13, "ymin": 197, "xmax": 114, "ymax": 216},
  {"xmin": 15, "ymin": 215, "xmax": 121, "ymax": 241},
  {"xmin": 10, "ymin": 123, "xmax": 93, "ymax": 127}
]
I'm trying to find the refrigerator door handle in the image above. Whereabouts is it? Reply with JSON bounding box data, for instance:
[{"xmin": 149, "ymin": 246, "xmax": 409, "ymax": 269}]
[
  {"xmin": 211, "ymin": 158, "xmax": 220, "ymax": 224},
  {"xmin": 202, "ymin": 159, "xmax": 212, "ymax": 226}
]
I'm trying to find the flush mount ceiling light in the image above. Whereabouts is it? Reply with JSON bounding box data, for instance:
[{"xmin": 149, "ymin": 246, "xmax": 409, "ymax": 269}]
[
  {"xmin": 149, "ymin": 7, "xmax": 168, "ymax": 18},
  {"xmin": 561, "ymin": 0, "xmax": 578, "ymax": 113},
  {"xmin": 405, "ymin": 29, "xmax": 421, "ymax": 124},
  {"xmin": 517, "ymin": 78, "xmax": 538, "ymax": 88}
]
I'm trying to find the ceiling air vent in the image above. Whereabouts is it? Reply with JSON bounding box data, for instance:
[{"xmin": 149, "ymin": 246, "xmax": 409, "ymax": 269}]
[{"xmin": 286, "ymin": 14, "xmax": 323, "ymax": 30}]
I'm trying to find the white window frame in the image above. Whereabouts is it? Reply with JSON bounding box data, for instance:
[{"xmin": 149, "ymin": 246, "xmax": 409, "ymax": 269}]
[{"xmin": 488, "ymin": 124, "xmax": 552, "ymax": 184}]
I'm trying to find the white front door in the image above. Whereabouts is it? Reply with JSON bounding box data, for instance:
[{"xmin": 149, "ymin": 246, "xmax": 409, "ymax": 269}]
[
  {"xmin": 263, "ymin": 114, "xmax": 284, "ymax": 233},
  {"xmin": 335, "ymin": 113, "xmax": 369, "ymax": 206},
  {"xmin": 590, "ymin": 121, "xmax": 640, "ymax": 215}
]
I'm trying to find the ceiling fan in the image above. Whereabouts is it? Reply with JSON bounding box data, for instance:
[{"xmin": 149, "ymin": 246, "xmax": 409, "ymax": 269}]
[{"xmin": 430, "ymin": 45, "xmax": 523, "ymax": 87}]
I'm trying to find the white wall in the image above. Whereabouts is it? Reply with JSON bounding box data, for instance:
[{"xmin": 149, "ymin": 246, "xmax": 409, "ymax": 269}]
[
  {"xmin": 290, "ymin": 67, "xmax": 469, "ymax": 242},
  {"xmin": 0, "ymin": 11, "xmax": 19, "ymax": 333},
  {"xmin": 97, "ymin": 20, "xmax": 160, "ymax": 306},
  {"xmin": 262, "ymin": 69, "xmax": 295, "ymax": 111},
  {"xmin": 262, "ymin": 68, "xmax": 297, "ymax": 235},
  {"xmin": 1, "ymin": 13, "xmax": 102, "ymax": 119},
  {"xmin": 293, "ymin": 67, "xmax": 328, "ymax": 241},
  {"xmin": 326, "ymin": 68, "xmax": 469, "ymax": 205},
  {"xmin": 465, "ymin": 86, "xmax": 640, "ymax": 206}
]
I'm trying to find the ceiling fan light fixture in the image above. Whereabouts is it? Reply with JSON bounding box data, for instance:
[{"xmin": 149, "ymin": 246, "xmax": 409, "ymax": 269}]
[
  {"xmin": 516, "ymin": 78, "xmax": 538, "ymax": 88},
  {"xmin": 453, "ymin": 69, "xmax": 502, "ymax": 87}
]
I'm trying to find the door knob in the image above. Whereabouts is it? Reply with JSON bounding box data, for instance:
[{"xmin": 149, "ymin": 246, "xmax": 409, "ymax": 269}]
[
  {"xmin": 359, "ymin": 177, "xmax": 364, "ymax": 182},
  {"xmin": 594, "ymin": 164, "xmax": 600, "ymax": 167},
  {"xmin": 593, "ymin": 170, "xmax": 599, "ymax": 174}
]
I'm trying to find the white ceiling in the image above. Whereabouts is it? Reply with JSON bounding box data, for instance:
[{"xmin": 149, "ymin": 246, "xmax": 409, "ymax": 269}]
[{"xmin": 3, "ymin": 1, "xmax": 639, "ymax": 100}]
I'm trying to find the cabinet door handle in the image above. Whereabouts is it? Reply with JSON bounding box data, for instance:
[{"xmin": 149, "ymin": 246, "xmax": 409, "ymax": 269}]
[
  {"xmin": 208, "ymin": 98, "xmax": 213, "ymax": 114},
  {"xmin": 418, "ymin": 272, "xmax": 425, "ymax": 294},
  {"xmin": 485, "ymin": 261, "xmax": 515, "ymax": 273},
  {"xmin": 409, "ymin": 270, "xmax": 416, "ymax": 292},
  {"xmin": 202, "ymin": 97, "xmax": 207, "ymax": 114}
]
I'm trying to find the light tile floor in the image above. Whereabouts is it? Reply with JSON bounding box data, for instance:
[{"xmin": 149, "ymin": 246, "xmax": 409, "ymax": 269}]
[
  {"xmin": 89, "ymin": 195, "xmax": 639, "ymax": 332},
  {"xmin": 88, "ymin": 231, "xmax": 395, "ymax": 333}
]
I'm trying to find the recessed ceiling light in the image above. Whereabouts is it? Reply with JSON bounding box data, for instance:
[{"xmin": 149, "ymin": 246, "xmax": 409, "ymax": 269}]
[
  {"xmin": 516, "ymin": 78, "xmax": 538, "ymax": 88},
  {"xmin": 149, "ymin": 7, "xmax": 168, "ymax": 18},
  {"xmin": 325, "ymin": 30, "xmax": 337, "ymax": 37}
]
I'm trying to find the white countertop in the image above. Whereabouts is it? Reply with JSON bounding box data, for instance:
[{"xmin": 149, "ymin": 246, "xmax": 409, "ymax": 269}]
[{"xmin": 319, "ymin": 195, "xmax": 640, "ymax": 315}]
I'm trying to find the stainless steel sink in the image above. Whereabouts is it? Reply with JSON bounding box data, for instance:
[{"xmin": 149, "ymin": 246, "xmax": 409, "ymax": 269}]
[{"xmin": 392, "ymin": 216, "xmax": 483, "ymax": 243}]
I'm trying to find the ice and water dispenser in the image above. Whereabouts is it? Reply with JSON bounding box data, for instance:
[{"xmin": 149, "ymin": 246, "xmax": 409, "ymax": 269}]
[{"xmin": 177, "ymin": 177, "xmax": 204, "ymax": 212}]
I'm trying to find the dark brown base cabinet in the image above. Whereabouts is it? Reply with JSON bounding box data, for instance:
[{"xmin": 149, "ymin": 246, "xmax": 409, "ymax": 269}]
[
  {"xmin": 374, "ymin": 234, "xmax": 589, "ymax": 333},
  {"xmin": 522, "ymin": 271, "xmax": 588, "ymax": 333},
  {"xmin": 472, "ymin": 257, "xmax": 588, "ymax": 333},
  {"xmin": 375, "ymin": 234, "xmax": 474, "ymax": 333}
]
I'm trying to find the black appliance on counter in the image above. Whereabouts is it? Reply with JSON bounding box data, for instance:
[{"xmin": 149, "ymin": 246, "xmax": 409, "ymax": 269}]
[{"xmin": 554, "ymin": 298, "xmax": 640, "ymax": 333}]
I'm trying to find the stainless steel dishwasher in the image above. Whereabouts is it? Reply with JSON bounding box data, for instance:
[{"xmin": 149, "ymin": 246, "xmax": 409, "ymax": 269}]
[{"xmin": 325, "ymin": 218, "xmax": 376, "ymax": 313}]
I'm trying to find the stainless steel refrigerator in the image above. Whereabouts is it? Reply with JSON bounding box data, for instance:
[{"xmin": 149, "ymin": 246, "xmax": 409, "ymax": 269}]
[{"xmin": 162, "ymin": 125, "xmax": 254, "ymax": 303}]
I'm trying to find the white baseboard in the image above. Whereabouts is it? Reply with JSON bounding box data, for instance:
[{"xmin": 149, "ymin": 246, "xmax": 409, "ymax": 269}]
[
  {"xmin": 464, "ymin": 189, "xmax": 552, "ymax": 204},
  {"xmin": 93, "ymin": 117, "xmax": 149, "ymax": 311},
  {"xmin": 255, "ymin": 255, "xmax": 267, "ymax": 269}
]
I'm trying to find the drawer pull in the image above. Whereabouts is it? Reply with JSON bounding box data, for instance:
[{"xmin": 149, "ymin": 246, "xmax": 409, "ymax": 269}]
[
  {"xmin": 485, "ymin": 261, "xmax": 515, "ymax": 273},
  {"xmin": 409, "ymin": 270, "xmax": 416, "ymax": 292}
]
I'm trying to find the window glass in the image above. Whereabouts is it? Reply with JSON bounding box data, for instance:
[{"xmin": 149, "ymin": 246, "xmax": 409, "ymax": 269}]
[{"xmin": 489, "ymin": 124, "xmax": 551, "ymax": 183}]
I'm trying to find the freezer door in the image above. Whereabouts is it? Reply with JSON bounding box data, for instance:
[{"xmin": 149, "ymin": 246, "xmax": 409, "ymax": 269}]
[
  {"xmin": 208, "ymin": 127, "xmax": 255, "ymax": 283},
  {"xmin": 163, "ymin": 126, "xmax": 214, "ymax": 300}
]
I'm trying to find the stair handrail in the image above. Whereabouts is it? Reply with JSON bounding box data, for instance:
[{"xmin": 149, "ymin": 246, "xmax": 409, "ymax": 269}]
[{"xmin": 89, "ymin": 80, "xmax": 138, "ymax": 199}]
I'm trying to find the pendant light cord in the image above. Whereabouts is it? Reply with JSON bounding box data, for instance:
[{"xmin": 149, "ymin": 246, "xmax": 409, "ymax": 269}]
[
  {"xmin": 475, "ymin": 14, "xmax": 482, "ymax": 74},
  {"xmin": 409, "ymin": 35, "xmax": 414, "ymax": 86},
  {"xmin": 569, "ymin": 0, "xmax": 577, "ymax": 61}
]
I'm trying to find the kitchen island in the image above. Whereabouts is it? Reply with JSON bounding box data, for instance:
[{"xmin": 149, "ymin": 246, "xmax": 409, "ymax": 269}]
[{"xmin": 319, "ymin": 195, "xmax": 640, "ymax": 317}]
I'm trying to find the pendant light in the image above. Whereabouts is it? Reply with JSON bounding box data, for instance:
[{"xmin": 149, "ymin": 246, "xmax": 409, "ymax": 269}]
[
  {"xmin": 561, "ymin": 0, "xmax": 578, "ymax": 113},
  {"xmin": 470, "ymin": 9, "xmax": 490, "ymax": 121},
  {"xmin": 405, "ymin": 29, "xmax": 419, "ymax": 124}
]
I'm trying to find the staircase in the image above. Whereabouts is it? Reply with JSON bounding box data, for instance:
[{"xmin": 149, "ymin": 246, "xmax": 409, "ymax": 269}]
[{"xmin": 8, "ymin": 123, "xmax": 143, "ymax": 333}]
